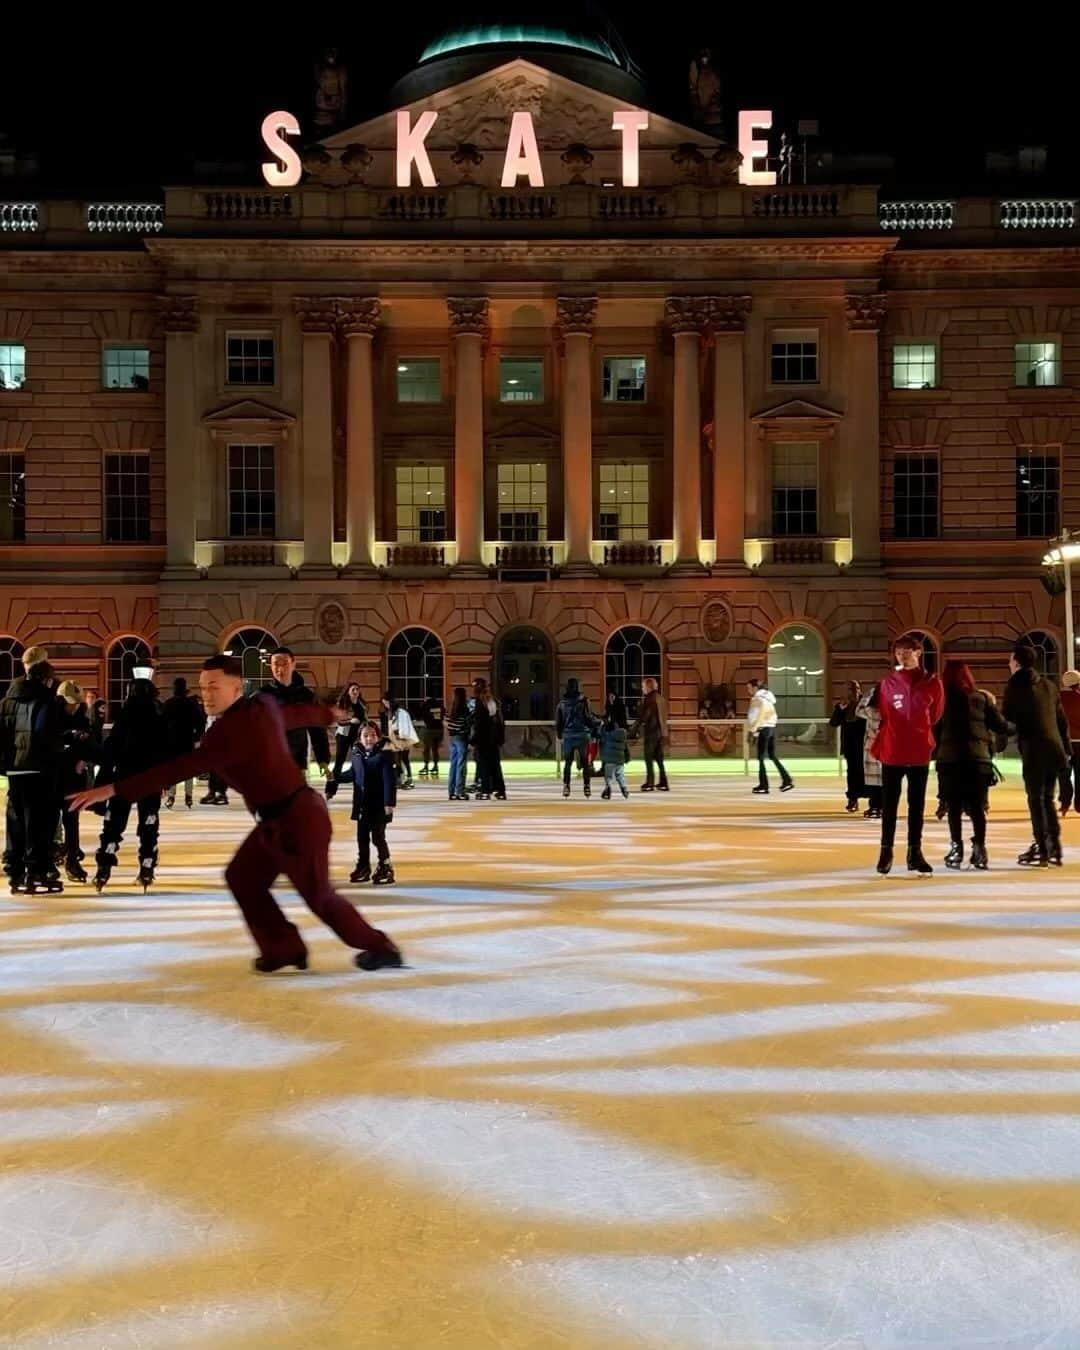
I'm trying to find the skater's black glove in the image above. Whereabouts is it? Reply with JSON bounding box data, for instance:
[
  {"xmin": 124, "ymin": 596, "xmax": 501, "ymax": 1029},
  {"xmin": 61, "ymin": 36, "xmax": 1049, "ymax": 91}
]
[{"xmin": 324, "ymin": 779, "xmax": 338, "ymax": 800}]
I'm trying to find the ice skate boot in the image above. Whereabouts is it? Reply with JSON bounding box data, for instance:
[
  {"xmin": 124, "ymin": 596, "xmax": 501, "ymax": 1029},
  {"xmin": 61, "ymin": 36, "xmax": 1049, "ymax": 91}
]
[
  {"xmin": 1049, "ymin": 839, "xmax": 1063, "ymax": 867},
  {"xmin": 371, "ymin": 861, "xmax": 395, "ymax": 886},
  {"xmin": 349, "ymin": 862, "xmax": 371, "ymax": 884},
  {"xmin": 876, "ymin": 846, "xmax": 893, "ymax": 875},
  {"xmin": 944, "ymin": 841, "xmax": 963, "ymax": 870},
  {"xmin": 138, "ymin": 860, "xmax": 155, "ymax": 893},
  {"xmin": 970, "ymin": 840, "xmax": 989, "ymax": 870},
  {"xmin": 93, "ymin": 853, "xmax": 115, "ymax": 892},
  {"xmin": 27, "ymin": 871, "xmax": 64, "ymax": 895},
  {"xmin": 907, "ymin": 846, "xmax": 933, "ymax": 875},
  {"xmin": 1017, "ymin": 841, "xmax": 1049, "ymax": 868},
  {"xmin": 65, "ymin": 860, "xmax": 89, "ymax": 884},
  {"xmin": 8, "ymin": 871, "xmax": 26, "ymax": 894},
  {"xmin": 601, "ymin": 785, "xmax": 611, "ymax": 800},
  {"xmin": 253, "ymin": 951, "xmax": 308, "ymax": 974},
  {"xmin": 354, "ymin": 939, "xmax": 404, "ymax": 971}
]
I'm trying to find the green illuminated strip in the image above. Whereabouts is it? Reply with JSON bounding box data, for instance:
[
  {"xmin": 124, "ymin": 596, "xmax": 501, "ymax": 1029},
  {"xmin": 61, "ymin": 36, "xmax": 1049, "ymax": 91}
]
[{"xmin": 421, "ymin": 25, "xmax": 616, "ymax": 64}]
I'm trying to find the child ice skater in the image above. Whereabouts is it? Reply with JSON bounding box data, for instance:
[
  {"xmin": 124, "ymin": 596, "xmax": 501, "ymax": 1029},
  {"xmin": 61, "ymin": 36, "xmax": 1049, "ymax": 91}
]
[
  {"xmin": 600, "ymin": 714, "xmax": 631, "ymax": 800},
  {"xmin": 328, "ymin": 720, "xmax": 397, "ymax": 885}
]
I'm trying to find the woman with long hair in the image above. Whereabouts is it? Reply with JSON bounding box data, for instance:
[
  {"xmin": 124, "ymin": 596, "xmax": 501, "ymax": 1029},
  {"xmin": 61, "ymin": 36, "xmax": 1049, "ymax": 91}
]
[
  {"xmin": 330, "ymin": 682, "xmax": 365, "ymax": 783},
  {"xmin": 446, "ymin": 686, "xmax": 471, "ymax": 800},
  {"xmin": 935, "ymin": 660, "xmax": 1008, "ymax": 870}
]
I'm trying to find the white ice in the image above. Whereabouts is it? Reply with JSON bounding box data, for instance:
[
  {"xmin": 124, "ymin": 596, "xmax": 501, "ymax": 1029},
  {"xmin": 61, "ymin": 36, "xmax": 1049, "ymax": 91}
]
[{"xmin": 864, "ymin": 1019, "xmax": 1080, "ymax": 1058}]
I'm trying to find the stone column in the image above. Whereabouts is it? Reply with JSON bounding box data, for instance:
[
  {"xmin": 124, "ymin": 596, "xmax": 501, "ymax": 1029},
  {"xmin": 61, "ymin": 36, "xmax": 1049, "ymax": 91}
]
[
  {"xmin": 845, "ymin": 293, "xmax": 886, "ymax": 568},
  {"xmin": 160, "ymin": 295, "xmax": 199, "ymax": 572},
  {"xmin": 666, "ymin": 297, "xmax": 710, "ymax": 573},
  {"xmin": 293, "ymin": 296, "xmax": 338, "ymax": 575},
  {"xmin": 709, "ymin": 296, "xmax": 752, "ymax": 572},
  {"xmin": 339, "ymin": 298, "xmax": 381, "ymax": 573},
  {"xmin": 557, "ymin": 296, "xmax": 598, "ymax": 573},
  {"xmin": 449, "ymin": 297, "xmax": 490, "ymax": 575}
]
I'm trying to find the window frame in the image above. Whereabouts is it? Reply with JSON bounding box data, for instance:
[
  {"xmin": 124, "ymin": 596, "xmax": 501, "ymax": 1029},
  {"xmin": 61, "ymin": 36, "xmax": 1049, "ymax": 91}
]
[
  {"xmin": 223, "ymin": 328, "xmax": 277, "ymax": 389},
  {"xmin": 0, "ymin": 343, "xmax": 27, "ymax": 392},
  {"xmin": 102, "ymin": 450, "xmax": 151, "ymax": 544},
  {"xmin": 0, "ymin": 451, "xmax": 26, "ymax": 543},
  {"xmin": 596, "ymin": 461, "xmax": 650, "ymax": 540},
  {"xmin": 892, "ymin": 449, "xmax": 940, "ymax": 539},
  {"xmin": 891, "ymin": 340, "xmax": 938, "ymax": 391},
  {"xmin": 394, "ymin": 463, "xmax": 448, "ymax": 542},
  {"xmin": 101, "ymin": 344, "xmax": 151, "ymax": 392},
  {"xmin": 498, "ymin": 355, "xmax": 546, "ymax": 405},
  {"xmin": 601, "ymin": 355, "xmax": 647, "ymax": 404},
  {"xmin": 1016, "ymin": 449, "xmax": 1061, "ymax": 539},
  {"xmin": 386, "ymin": 626, "xmax": 444, "ymax": 718},
  {"xmin": 496, "ymin": 461, "xmax": 548, "ymax": 541},
  {"xmin": 770, "ymin": 440, "xmax": 820, "ymax": 537},
  {"xmin": 1014, "ymin": 339, "xmax": 1061, "ymax": 389},
  {"xmin": 605, "ymin": 624, "xmax": 662, "ymax": 720},
  {"xmin": 394, "ymin": 356, "xmax": 443, "ymax": 405},
  {"xmin": 226, "ymin": 442, "xmax": 277, "ymax": 539},
  {"xmin": 768, "ymin": 326, "xmax": 821, "ymax": 388},
  {"xmin": 106, "ymin": 636, "xmax": 152, "ymax": 721}
]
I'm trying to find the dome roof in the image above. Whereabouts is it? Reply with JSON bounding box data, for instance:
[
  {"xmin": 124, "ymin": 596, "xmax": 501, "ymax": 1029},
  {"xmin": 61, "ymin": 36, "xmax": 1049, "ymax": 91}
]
[{"xmin": 420, "ymin": 23, "xmax": 620, "ymax": 67}]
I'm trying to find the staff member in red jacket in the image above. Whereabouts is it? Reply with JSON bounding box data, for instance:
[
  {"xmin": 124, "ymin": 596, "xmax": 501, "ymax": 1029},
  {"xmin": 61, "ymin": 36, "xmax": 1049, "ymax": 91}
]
[
  {"xmin": 66, "ymin": 654, "xmax": 402, "ymax": 974},
  {"xmin": 872, "ymin": 634, "xmax": 945, "ymax": 875}
]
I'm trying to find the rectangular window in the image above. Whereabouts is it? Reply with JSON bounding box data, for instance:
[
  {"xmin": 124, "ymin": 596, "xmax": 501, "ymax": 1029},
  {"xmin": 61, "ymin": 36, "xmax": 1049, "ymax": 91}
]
[
  {"xmin": 1015, "ymin": 341, "xmax": 1060, "ymax": 387},
  {"xmin": 499, "ymin": 357, "xmax": 544, "ymax": 403},
  {"xmin": 0, "ymin": 453, "xmax": 26, "ymax": 542},
  {"xmin": 892, "ymin": 342, "xmax": 937, "ymax": 390},
  {"xmin": 771, "ymin": 441, "xmax": 818, "ymax": 536},
  {"xmin": 103, "ymin": 453, "xmax": 150, "ymax": 543},
  {"xmin": 1016, "ymin": 453, "xmax": 1060, "ymax": 538},
  {"xmin": 597, "ymin": 462, "xmax": 649, "ymax": 540},
  {"xmin": 227, "ymin": 444, "xmax": 276, "ymax": 538},
  {"xmin": 226, "ymin": 331, "xmax": 275, "ymax": 386},
  {"xmin": 395, "ymin": 357, "xmax": 441, "ymax": 403},
  {"xmin": 893, "ymin": 451, "xmax": 940, "ymax": 538},
  {"xmin": 770, "ymin": 330, "xmax": 818, "ymax": 384},
  {"xmin": 394, "ymin": 464, "xmax": 447, "ymax": 541},
  {"xmin": 497, "ymin": 462, "xmax": 547, "ymax": 540},
  {"xmin": 0, "ymin": 344, "xmax": 26, "ymax": 391},
  {"xmin": 602, "ymin": 356, "xmax": 646, "ymax": 402},
  {"xmin": 102, "ymin": 346, "xmax": 150, "ymax": 391}
]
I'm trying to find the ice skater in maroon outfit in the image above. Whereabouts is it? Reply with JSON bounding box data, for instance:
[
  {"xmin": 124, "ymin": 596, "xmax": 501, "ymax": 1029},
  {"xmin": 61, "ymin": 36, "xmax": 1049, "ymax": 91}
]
[{"xmin": 67, "ymin": 654, "xmax": 403, "ymax": 974}]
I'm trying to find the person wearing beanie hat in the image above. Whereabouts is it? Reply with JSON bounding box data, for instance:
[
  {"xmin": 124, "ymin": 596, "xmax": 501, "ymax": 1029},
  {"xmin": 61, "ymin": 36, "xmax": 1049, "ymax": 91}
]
[{"xmin": 1058, "ymin": 670, "xmax": 1080, "ymax": 814}]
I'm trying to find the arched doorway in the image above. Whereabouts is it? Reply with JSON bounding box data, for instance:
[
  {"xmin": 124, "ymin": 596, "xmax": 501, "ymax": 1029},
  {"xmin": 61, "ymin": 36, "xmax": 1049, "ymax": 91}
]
[
  {"xmin": 495, "ymin": 627, "xmax": 553, "ymax": 721},
  {"xmin": 767, "ymin": 623, "xmax": 826, "ymax": 719},
  {"xmin": 222, "ymin": 626, "xmax": 277, "ymax": 692},
  {"xmin": 386, "ymin": 627, "xmax": 444, "ymax": 717},
  {"xmin": 605, "ymin": 625, "xmax": 662, "ymax": 720},
  {"xmin": 898, "ymin": 629, "xmax": 939, "ymax": 675},
  {"xmin": 106, "ymin": 636, "xmax": 152, "ymax": 719},
  {"xmin": 0, "ymin": 637, "xmax": 24, "ymax": 700}
]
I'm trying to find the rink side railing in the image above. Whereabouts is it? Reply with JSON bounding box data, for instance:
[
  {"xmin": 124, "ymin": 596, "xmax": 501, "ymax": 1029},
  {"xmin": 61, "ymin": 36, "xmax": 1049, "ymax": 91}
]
[{"xmin": 500, "ymin": 718, "xmax": 844, "ymax": 777}]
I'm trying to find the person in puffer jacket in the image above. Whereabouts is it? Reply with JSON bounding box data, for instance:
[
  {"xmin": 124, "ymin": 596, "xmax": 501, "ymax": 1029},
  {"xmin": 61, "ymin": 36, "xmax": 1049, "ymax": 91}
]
[
  {"xmin": 326, "ymin": 720, "xmax": 397, "ymax": 886},
  {"xmin": 873, "ymin": 634, "xmax": 945, "ymax": 876},
  {"xmin": 746, "ymin": 678, "xmax": 793, "ymax": 794},
  {"xmin": 599, "ymin": 716, "xmax": 630, "ymax": 800},
  {"xmin": 556, "ymin": 677, "xmax": 599, "ymax": 799}
]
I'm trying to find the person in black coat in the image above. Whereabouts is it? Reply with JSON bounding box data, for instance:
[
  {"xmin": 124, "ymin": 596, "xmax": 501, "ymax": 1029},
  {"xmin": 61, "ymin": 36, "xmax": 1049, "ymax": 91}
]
[
  {"xmin": 162, "ymin": 677, "xmax": 207, "ymax": 808},
  {"xmin": 1002, "ymin": 643, "xmax": 1071, "ymax": 867},
  {"xmin": 327, "ymin": 720, "xmax": 397, "ymax": 885},
  {"xmin": 56, "ymin": 680, "xmax": 99, "ymax": 883},
  {"xmin": 829, "ymin": 681, "xmax": 866, "ymax": 812},
  {"xmin": 605, "ymin": 690, "xmax": 628, "ymax": 730},
  {"xmin": 470, "ymin": 678, "xmax": 506, "ymax": 800},
  {"xmin": 0, "ymin": 659, "xmax": 65, "ymax": 891},
  {"xmin": 94, "ymin": 679, "xmax": 172, "ymax": 888},
  {"xmin": 935, "ymin": 662, "xmax": 1009, "ymax": 870},
  {"xmin": 266, "ymin": 648, "xmax": 331, "ymax": 779}
]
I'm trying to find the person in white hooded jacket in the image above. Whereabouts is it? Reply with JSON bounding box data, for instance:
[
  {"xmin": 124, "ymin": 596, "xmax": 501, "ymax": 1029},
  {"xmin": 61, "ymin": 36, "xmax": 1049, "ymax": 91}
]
[{"xmin": 746, "ymin": 678, "xmax": 794, "ymax": 794}]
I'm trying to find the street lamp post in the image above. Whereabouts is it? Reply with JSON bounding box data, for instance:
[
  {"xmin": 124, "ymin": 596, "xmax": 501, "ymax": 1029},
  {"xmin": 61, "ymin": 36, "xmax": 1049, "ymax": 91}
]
[{"xmin": 1043, "ymin": 528, "xmax": 1080, "ymax": 666}]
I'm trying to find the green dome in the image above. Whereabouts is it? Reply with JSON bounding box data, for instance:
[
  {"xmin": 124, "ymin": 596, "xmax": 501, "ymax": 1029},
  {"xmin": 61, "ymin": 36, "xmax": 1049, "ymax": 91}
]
[{"xmin": 421, "ymin": 23, "xmax": 620, "ymax": 66}]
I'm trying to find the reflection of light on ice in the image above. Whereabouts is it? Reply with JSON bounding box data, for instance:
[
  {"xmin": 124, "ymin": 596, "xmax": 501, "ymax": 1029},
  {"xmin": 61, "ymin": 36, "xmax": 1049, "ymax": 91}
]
[
  {"xmin": 0, "ymin": 1102, "xmax": 168, "ymax": 1143},
  {"xmin": 274, "ymin": 1095, "xmax": 772, "ymax": 1223},
  {"xmin": 12, "ymin": 1296, "xmax": 306, "ymax": 1350}
]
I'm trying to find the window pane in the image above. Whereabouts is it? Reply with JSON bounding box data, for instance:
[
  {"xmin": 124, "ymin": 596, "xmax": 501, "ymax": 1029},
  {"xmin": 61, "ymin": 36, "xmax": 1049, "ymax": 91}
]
[
  {"xmin": 225, "ymin": 332, "xmax": 275, "ymax": 386},
  {"xmin": 770, "ymin": 335, "xmax": 819, "ymax": 384},
  {"xmin": 396, "ymin": 358, "xmax": 441, "ymax": 403},
  {"xmin": 496, "ymin": 463, "xmax": 547, "ymax": 539},
  {"xmin": 102, "ymin": 346, "xmax": 150, "ymax": 390},
  {"xmin": 1015, "ymin": 342, "xmax": 1059, "ymax": 387},
  {"xmin": 394, "ymin": 464, "xmax": 447, "ymax": 541},
  {"xmin": 103, "ymin": 453, "xmax": 150, "ymax": 543},
  {"xmin": 1016, "ymin": 454, "xmax": 1060, "ymax": 538},
  {"xmin": 605, "ymin": 624, "xmax": 662, "ymax": 719},
  {"xmin": 771, "ymin": 443, "xmax": 818, "ymax": 535},
  {"xmin": 0, "ymin": 453, "xmax": 26, "ymax": 542},
  {"xmin": 499, "ymin": 358, "xmax": 544, "ymax": 402},
  {"xmin": 107, "ymin": 638, "xmax": 151, "ymax": 720},
  {"xmin": 387, "ymin": 626, "xmax": 444, "ymax": 717},
  {"xmin": 892, "ymin": 343, "xmax": 936, "ymax": 390},
  {"xmin": 767, "ymin": 623, "xmax": 826, "ymax": 719},
  {"xmin": 0, "ymin": 344, "xmax": 26, "ymax": 391},
  {"xmin": 893, "ymin": 452, "xmax": 940, "ymax": 538},
  {"xmin": 602, "ymin": 356, "xmax": 646, "ymax": 402},
  {"xmin": 596, "ymin": 461, "xmax": 650, "ymax": 540},
  {"xmin": 227, "ymin": 444, "xmax": 276, "ymax": 537}
]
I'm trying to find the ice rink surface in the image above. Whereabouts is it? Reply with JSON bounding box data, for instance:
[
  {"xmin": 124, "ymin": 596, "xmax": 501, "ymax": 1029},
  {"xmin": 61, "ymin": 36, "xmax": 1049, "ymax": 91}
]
[{"xmin": 2, "ymin": 771, "xmax": 1080, "ymax": 1348}]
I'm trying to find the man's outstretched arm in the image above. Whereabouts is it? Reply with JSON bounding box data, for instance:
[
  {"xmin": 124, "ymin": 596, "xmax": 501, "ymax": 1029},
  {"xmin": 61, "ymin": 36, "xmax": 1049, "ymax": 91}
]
[{"xmin": 67, "ymin": 741, "xmax": 217, "ymax": 813}]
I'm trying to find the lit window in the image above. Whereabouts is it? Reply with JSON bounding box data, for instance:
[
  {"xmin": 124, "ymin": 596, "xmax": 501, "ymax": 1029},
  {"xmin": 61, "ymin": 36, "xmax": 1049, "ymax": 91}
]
[
  {"xmin": 605, "ymin": 625, "xmax": 661, "ymax": 719},
  {"xmin": 103, "ymin": 453, "xmax": 150, "ymax": 542},
  {"xmin": 770, "ymin": 330, "xmax": 818, "ymax": 384},
  {"xmin": 497, "ymin": 462, "xmax": 547, "ymax": 540},
  {"xmin": 771, "ymin": 442, "xmax": 818, "ymax": 535},
  {"xmin": 226, "ymin": 331, "xmax": 275, "ymax": 386},
  {"xmin": 893, "ymin": 451, "xmax": 939, "ymax": 538},
  {"xmin": 387, "ymin": 627, "xmax": 444, "ymax": 715},
  {"xmin": 767, "ymin": 623, "xmax": 826, "ymax": 718},
  {"xmin": 892, "ymin": 343, "xmax": 936, "ymax": 389},
  {"xmin": 228, "ymin": 444, "xmax": 275, "ymax": 537},
  {"xmin": 102, "ymin": 346, "xmax": 150, "ymax": 391},
  {"xmin": 396, "ymin": 357, "xmax": 441, "ymax": 403},
  {"xmin": 106, "ymin": 636, "xmax": 151, "ymax": 720},
  {"xmin": 395, "ymin": 465, "xmax": 447, "ymax": 542},
  {"xmin": 597, "ymin": 462, "xmax": 649, "ymax": 540},
  {"xmin": 0, "ymin": 344, "xmax": 26, "ymax": 391},
  {"xmin": 222, "ymin": 626, "xmax": 277, "ymax": 691},
  {"xmin": 1016, "ymin": 453, "xmax": 1060, "ymax": 538},
  {"xmin": 1015, "ymin": 341, "xmax": 1060, "ymax": 387},
  {"xmin": 499, "ymin": 357, "xmax": 543, "ymax": 402},
  {"xmin": 0, "ymin": 453, "xmax": 25, "ymax": 542},
  {"xmin": 602, "ymin": 356, "xmax": 646, "ymax": 402},
  {"xmin": 1020, "ymin": 629, "xmax": 1059, "ymax": 681}
]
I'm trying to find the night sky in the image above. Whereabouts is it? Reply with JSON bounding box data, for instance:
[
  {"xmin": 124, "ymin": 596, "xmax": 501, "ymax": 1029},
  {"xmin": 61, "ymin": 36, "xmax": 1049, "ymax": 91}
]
[{"xmin": 0, "ymin": 11, "xmax": 1073, "ymax": 194}]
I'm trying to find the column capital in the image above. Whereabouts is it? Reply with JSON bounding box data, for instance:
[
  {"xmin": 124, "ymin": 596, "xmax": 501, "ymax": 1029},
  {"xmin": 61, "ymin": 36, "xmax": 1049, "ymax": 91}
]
[
  {"xmin": 707, "ymin": 295, "xmax": 752, "ymax": 334},
  {"xmin": 158, "ymin": 294, "xmax": 199, "ymax": 333},
  {"xmin": 665, "ymin": 296, "xmax": 712, "ymax": 336},
  {"xmin": 337, "ymin": 297, "xmax": 381, "ymax": 339},
  {"xmin": 292, "ymin": 295, "xmax": 341, "ymax": 334},
  {"xmin": 447, "ymin": 297, "xmax": 490, "ymax": 339},
  {"xmin": 844, "ymin": 292, "xmax": 886, "ymax": 332},
  {"xmin": 555, "ymin": 295, "xmax": 598, "ymax": 339}
]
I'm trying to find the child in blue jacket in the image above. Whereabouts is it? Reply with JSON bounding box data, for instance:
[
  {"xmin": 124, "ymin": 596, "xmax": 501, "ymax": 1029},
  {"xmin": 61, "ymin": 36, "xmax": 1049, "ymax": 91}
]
[
  {"xmin": 327, "ymin": 720, "xmax": 397, "ymax": 884},
  {"xmin": 599, "ymin": 716, "xmax": 631, "ymax": 800}
]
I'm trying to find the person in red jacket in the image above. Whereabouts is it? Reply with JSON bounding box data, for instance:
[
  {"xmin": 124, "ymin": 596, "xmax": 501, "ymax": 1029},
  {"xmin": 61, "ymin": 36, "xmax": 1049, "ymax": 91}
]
[
  {"xmin": 66, "ymin": 654, "xmax": 403, "ymax": 974},
  {"xmin": 872, "ymin": 634, "xmax": 945, "ymax": 875},
  {"xmin": 1057, "ymin": 670, "xmax": 1080, "ymax": 814}
]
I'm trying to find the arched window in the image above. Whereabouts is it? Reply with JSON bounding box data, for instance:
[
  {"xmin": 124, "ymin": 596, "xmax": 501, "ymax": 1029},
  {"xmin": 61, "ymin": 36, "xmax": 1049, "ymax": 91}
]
[
  {"xmin": 387, "ymin": 627, "xmax": 443, "ymax": 716},
  {"xmin": 898, "ymin": 629, "xmax": 939, "ymax": 675},
  {"xmin": 222, "ymin": 626, "xmax": 277, "ymax": 692},
  {"xmin": 107, "ymin": 636, "xmax": 152, "ymax": 719},
  {"xmin": 495, "ymin": 626, "xmax": 553, "ymax": 721},
  {"xmin": 767, "ymin": 623, "xmax": 826, "ymax": 719},
  {"xmin": 605, "ymin": 625, "xmax": 662, "ymax": 719},
  {"xmin": 0, "ymin": 637, "xmax": 24, "ymax": 700},
  {"xmin": 1020, "ymin": 629, "xmax": 1059, "ymax": 681}
]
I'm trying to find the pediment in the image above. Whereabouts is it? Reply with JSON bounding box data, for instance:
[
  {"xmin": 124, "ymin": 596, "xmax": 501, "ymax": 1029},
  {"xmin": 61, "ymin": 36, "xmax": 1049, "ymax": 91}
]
[
  {"xmin": 752, "ymin": 399, "xmax": 843, "ymax": 422},
  {"xmin": 321, "ymin": 59, "xmax": 720, "ymax": 154},
  {"xmin": 203, "ymin": 400, "xmax": 296, "ymax": 441},
  {"xmin": 487, "ymin": 416, "xmax": 559, "ymax": 442}
]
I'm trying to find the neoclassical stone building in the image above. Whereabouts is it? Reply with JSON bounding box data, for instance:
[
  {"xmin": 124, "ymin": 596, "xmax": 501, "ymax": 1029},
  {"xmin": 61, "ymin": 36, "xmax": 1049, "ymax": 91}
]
[{"xmin": 0, "ymin": 25, "xmax": 1077, "ymax": 744}]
